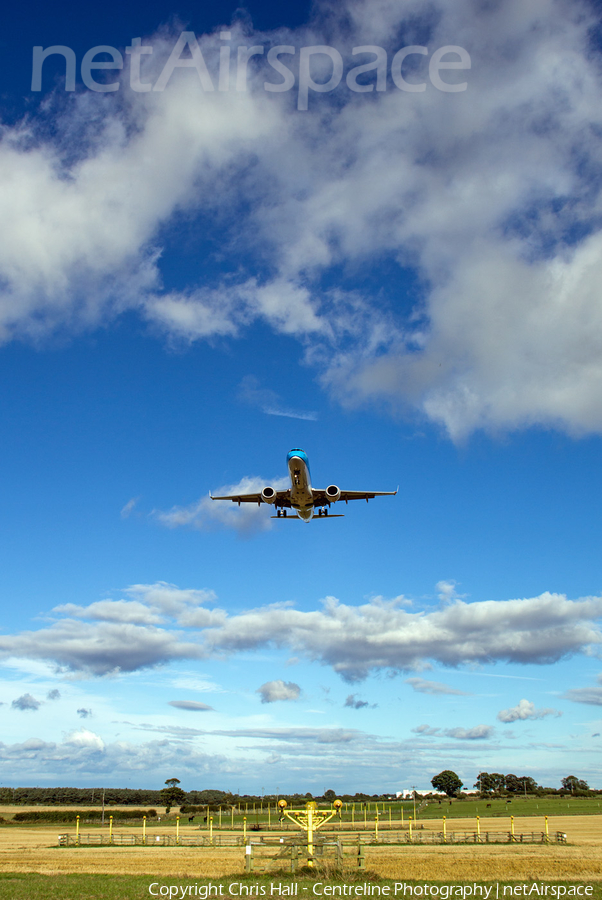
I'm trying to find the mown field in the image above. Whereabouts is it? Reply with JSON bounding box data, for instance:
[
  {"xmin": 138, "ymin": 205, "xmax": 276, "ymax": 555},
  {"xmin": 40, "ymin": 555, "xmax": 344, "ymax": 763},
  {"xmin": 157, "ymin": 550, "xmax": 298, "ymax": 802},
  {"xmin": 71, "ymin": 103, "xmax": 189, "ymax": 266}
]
[{"xmin": 0, "ymin": 814, "xmax": 601, "ymax": 882}]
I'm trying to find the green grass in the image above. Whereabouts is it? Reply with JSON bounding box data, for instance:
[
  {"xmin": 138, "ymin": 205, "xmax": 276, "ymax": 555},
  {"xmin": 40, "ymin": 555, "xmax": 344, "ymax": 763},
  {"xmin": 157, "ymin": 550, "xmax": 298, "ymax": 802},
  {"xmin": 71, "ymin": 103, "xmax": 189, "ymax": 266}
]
[{"xmin": 1, "ymin": 873, "xmax": 601, "ymax": 900}]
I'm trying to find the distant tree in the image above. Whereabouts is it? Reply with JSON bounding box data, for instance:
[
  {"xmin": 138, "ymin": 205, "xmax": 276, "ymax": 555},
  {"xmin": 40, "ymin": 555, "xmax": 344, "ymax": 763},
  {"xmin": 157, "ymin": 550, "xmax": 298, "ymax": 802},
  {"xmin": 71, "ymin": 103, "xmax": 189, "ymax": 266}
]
[
  {"xmin": 431, "ymin": 771, "xmax": 463, "ymax": 797},
  {"xmin": 160, "ymin": 778, "xmax": 186, "ymax": 808},
  {"xmin": 324, "ymin": 789, "xmax": 336, "ymax": 801},
  {"xmin": 475, "ymin": 772, "xmax": 505, "ymax": 793},
  {"xmin": 561, "ymin": 776, "xmax": 589, "ymax": 793},
  {"xmin": 505, "ymin": 774, "xmax": 539, "ymax": 794}
]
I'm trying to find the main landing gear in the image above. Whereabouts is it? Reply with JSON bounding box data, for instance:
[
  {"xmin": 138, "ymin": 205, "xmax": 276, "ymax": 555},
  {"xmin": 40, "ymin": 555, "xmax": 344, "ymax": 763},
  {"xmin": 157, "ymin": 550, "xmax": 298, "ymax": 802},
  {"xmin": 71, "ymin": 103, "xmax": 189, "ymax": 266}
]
[
  {"xmin": 276, "ymin": 509, "xmax": 288, "ymax": 517},
  {"xmin": 316, "ymin": 507, "xmax": 329, "ymax": 516}
]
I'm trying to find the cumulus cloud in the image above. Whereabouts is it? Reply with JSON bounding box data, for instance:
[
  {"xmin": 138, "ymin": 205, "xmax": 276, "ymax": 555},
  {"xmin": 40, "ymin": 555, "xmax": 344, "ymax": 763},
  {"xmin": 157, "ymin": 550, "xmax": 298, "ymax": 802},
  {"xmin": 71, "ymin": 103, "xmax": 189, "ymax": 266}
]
[
  {"xmin": 257, "ymin": 680, "xmax": 301, "ymax": 703},
  {"xmin": 154, "ymin": 476, "xmax": 290, "ymax": 536},
  {"xmin": 344, "ymin": 694, "xmax": 377, "ymax": 709},
  {"xmin": 46, "ymin": 689, "xmax": 60, "ymax": 700},
  {"xmin": 444, "ymin": 725, "xmax": 493, "ymax": 740},
  {"xmin": 405, "ymin": 678, "xmax": 469, "ymax": 696},
  {"xmin": 1, "ymin": 584, "xmax": 602, "ymax": 679},
  {"xmin": 411, "ymin": 724, "xmax": 440, "ymax": 736},
  {"xmin": 0, "ymin": 2, "xmax": 600, "ymax": 441},
  {"xmin": 77, "ymin": 708, "xmax": 92, "ymax": 718},
  {"xmin": 497, "ymin": 698, "xmax": 561, "ymax": 723},
  {"xmin": 168, "ymin": 700, "xmax": 215, "ymax": 711},
  {"xmin": 11, "ymin": 693, "xmax": 41, "ymax": 711},
  {"xmin": 65, "ymin": 729, "xmax": 105, "ymax": 751}
]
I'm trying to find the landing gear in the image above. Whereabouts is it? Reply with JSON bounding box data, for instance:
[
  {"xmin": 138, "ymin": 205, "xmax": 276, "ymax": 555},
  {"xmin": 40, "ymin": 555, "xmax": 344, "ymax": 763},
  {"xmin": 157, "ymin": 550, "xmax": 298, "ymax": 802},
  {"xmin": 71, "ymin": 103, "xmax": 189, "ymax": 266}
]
[{"xmin": 276, "ymin": 508, "xmax": 288, "ymax": 517}]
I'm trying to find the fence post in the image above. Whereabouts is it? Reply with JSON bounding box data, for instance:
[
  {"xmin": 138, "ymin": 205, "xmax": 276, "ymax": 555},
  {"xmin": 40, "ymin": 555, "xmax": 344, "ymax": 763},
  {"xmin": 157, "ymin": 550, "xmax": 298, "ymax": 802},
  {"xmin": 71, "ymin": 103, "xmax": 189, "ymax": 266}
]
[
  {"xmin": 245, "ymin": 843, "xmax": 253, "ymax": 873},
  {"xmin": 357, "ymin": 843, "xmax": 365, "ymax": 870},
  {"xmin": 336, "ymin": 841, "xmax": 343, "ymax": 868},
  {"xmin": 291, "ymin": 844, "xmax": 298, "ymax": 873}
]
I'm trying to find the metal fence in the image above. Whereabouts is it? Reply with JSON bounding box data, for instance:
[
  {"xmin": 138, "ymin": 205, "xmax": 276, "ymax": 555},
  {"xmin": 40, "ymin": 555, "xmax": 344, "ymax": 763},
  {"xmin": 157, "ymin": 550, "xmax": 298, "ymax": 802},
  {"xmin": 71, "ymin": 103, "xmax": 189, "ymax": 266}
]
[{"xmin": 58, "ymin": 830, "xmax": 567, "ymax": 850}]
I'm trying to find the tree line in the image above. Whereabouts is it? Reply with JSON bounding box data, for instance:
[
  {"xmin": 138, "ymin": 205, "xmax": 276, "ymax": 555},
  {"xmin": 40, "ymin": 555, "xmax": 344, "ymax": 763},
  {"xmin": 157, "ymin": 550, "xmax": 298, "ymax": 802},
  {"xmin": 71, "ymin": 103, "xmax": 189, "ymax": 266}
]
[{"xmin": 430, "ymin": 770, "xmax": 595, "ymax": 797}]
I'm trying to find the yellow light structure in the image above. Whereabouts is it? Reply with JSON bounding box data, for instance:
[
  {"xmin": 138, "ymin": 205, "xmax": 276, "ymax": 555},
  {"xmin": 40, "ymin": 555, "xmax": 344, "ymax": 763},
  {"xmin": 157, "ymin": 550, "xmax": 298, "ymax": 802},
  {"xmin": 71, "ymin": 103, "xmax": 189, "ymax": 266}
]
[
  {"xmin": 545, "ymin": 816, "xmax": 549, "ymax": 841},
  {"xmin": 76, "ymin": 815, "xmax": 80, "ymax": 846},
  {"xmin": 476, "ymin": 815, "xmax": 481, "ymax": 841},
  {"xmin": 209, "ymin": 816, "xmax": 213, "ymax": 843},
  {"xmin": 143, "ymin": 816, "xmax": 146, "ymax": 845},
  {"xmin": 282, "ymin": 800, "xmax": 338, "ymax": 867},
  {"xmin": 109, "ymin": 815, "xmax": 113, "ymax": 844},
  {"xmin": 443, "ymin": 815, "xmax": 446, "ymax": 843},
  {"xmin": 176, "ymin": 816, "xmax": 180, "ymax": 845}
]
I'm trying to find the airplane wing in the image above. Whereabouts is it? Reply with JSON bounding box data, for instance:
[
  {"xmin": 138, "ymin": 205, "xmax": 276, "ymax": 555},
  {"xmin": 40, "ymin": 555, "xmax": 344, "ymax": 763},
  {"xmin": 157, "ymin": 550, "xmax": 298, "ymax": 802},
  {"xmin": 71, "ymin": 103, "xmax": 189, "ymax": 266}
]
[
  {"xmin": 312, "ymin": 489, "xmax": 398, "ymax": 504},
  {"xmin": 210, "ymin": 490, "xmax": 292, "ymax": 508}
]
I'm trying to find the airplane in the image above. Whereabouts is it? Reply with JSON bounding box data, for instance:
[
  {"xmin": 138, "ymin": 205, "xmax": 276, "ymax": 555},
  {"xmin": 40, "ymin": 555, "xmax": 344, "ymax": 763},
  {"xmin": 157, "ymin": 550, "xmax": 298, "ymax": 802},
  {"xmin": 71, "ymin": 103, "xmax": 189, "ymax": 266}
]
[{"xmin": 211, "ymin": 448, "xmax": 397, "ymax": 522}]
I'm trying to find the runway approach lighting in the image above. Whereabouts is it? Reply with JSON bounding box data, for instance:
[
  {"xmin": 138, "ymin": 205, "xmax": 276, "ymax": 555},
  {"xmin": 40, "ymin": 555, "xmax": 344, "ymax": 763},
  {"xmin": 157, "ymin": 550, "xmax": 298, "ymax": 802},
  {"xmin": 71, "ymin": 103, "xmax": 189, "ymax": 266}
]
[
  {"xmin": 281, "ymin": 799, "xmax": 340, "ymax": 866},
  {"xmin": 211, "ymin": 448, "xmax": 397, "ymax": 522}
]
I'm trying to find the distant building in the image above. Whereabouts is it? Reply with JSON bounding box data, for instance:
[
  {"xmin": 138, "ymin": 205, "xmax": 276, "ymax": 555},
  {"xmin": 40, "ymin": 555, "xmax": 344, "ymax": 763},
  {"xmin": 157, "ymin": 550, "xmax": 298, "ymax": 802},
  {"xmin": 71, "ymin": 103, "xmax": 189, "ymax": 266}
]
[{"xmin": 395, "ymin": 789, "xmax": 445, "ymax": 798}]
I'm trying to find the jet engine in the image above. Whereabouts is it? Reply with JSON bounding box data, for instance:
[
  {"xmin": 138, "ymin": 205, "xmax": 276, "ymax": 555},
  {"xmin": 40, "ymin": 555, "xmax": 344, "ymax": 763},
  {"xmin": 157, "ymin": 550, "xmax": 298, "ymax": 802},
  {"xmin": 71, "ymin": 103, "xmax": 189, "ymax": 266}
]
[
  {"xmin": 325, "ymin": 484, "xmax": 341, "ymax": 502},
  {"xmin": 261, "ymin": 486, "xmax": 277, "ymax": 504}
]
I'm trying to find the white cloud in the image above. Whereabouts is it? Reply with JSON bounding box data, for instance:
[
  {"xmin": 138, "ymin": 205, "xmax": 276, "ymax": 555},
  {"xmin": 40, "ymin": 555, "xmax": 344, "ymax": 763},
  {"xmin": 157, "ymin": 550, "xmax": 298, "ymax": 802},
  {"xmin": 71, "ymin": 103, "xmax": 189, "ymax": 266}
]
[
  {"xmin": 444, "ymin": 725, "xmax": 494, "ymax": 740},
  {"xmin": 564, "ymin": 674, "xmax": 602, "ymax": 706},
  {"xmin": 168, "ymin": 700, "xmax": 215, "ymax": 711},
  {"xmin": 1, "ymin": 583, "xmax": 601, "ymax": 680},
  {"xmin": 344, "ymin": 694, "xmax": 377, "ymax": 709},
  {"xmin": 257, "ymin": 680, "xmax": 301, "ymax": 703},
  {"xmin": 154, "ymin": 476, "xmax": 289, "ymax": 536},
  {"xmin": 405, "ymin": 678, "xmax": 469, "ymax": 696},
  {"xmin": 65, "ymin": 729, "xmax": 105, "ymax": 751},
  {"xmin": 11, "ymin": 693, "xmax": 41, "ymax": 711},
  {"xmin": 0, "ymin": 3, "xmax": 600, "ymax": 440},
  {"xmin": 497, "ymin": 698, "xmax": 561, "ymax": 723},
  {"xmin": 238, "ymin": 375, "xmax": 318, "ymax": 421},
  {"xmin": 120, "ymin": 497, "xmax": 140, "ymax": 519},
  {"xmin": 412, "ymin": 724, "xmax": 440, "ymax": 736}
]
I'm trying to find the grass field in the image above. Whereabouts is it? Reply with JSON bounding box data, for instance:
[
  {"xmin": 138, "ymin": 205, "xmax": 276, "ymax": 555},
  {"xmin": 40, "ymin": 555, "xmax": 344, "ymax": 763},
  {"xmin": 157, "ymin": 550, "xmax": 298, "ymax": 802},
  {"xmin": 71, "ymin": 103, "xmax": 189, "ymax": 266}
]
[
  {"xmin": 1, "ymin": 872, "xmax": 601, "ymax": 900},
  {"xmin": 2, "ymin": 797, "xmax": 601, "ymax": 826}
]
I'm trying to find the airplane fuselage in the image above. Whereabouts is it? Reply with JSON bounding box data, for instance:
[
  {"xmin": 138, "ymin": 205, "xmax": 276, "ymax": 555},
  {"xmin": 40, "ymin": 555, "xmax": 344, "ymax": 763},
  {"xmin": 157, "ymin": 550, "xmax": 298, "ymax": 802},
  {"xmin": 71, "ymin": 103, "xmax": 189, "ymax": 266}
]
[{"xmin": 287, "ymin": 449, "xmax": 314, "ymax": 521}]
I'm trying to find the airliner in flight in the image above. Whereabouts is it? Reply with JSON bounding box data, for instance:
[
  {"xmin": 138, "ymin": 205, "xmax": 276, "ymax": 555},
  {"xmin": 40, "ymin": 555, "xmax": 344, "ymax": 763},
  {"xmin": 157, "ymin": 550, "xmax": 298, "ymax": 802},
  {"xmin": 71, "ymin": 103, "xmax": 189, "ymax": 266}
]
[{"xmin": 211, "ymin": 448, "xmax": 397, "ymax": 522}]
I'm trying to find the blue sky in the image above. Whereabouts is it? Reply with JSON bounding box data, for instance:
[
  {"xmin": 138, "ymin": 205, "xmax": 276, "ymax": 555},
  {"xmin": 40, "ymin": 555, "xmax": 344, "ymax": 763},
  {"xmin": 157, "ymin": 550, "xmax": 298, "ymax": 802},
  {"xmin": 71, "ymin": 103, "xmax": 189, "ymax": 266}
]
[{"xmin": 1, "ymin": 0, "xmax": 602, "ymax": 795}]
